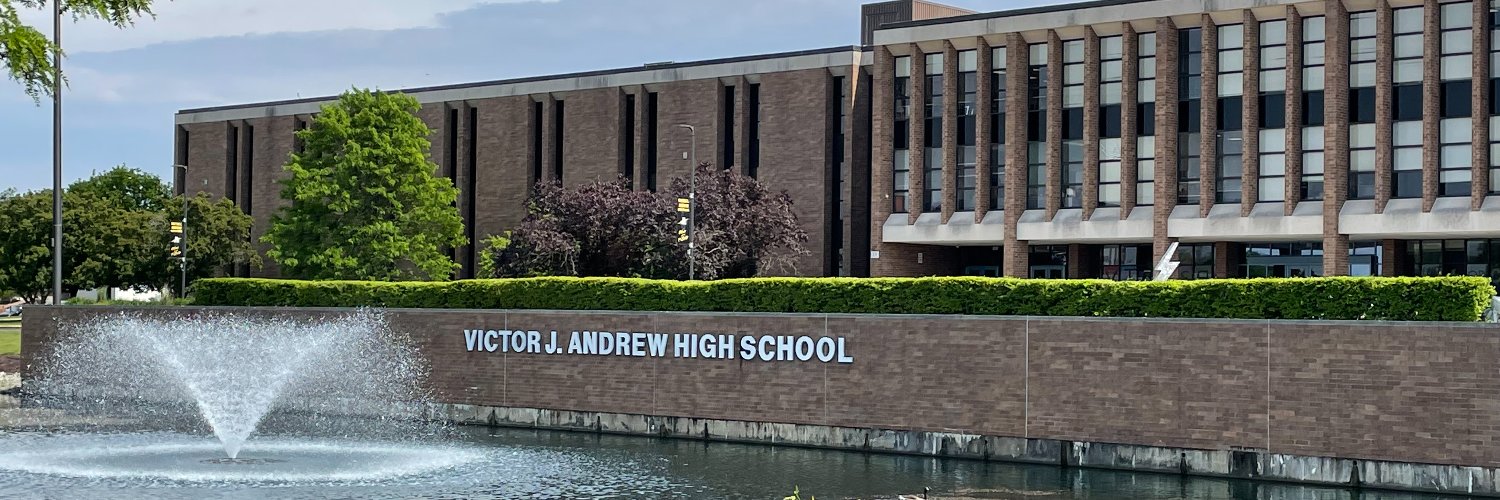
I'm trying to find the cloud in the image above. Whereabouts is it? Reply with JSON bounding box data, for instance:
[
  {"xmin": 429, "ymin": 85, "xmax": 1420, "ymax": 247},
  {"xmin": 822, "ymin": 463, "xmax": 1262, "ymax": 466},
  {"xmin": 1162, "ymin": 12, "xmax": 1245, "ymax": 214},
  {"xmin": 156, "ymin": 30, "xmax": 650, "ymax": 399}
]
[{"xmin": 15, "ymin": 0, "xmax": 552, "ymax": 54}]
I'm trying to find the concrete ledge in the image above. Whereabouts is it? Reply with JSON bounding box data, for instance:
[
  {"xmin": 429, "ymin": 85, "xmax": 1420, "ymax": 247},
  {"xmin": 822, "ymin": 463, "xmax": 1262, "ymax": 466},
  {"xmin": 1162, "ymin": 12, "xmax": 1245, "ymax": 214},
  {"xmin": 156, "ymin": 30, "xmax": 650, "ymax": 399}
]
[{"xmin": 436, "ymin": 403, "xmax": 1500, "ymax": 497}]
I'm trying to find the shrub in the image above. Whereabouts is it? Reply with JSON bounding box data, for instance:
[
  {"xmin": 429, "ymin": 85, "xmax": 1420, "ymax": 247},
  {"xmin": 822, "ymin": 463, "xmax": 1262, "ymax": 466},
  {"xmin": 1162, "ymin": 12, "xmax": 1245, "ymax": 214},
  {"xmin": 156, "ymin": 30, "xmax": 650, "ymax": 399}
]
[{"xmin": 190, "ymin": 276, "xmax": 1495, "ymax": 322}]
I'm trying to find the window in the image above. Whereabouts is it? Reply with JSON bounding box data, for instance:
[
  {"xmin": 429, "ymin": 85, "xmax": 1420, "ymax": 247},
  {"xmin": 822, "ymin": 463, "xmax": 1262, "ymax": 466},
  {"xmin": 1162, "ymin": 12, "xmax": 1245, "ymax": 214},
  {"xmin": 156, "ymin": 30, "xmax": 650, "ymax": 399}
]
[
  {"xmin": 1217, "ymin": 23, "xmax": 1244, "ymax": 205},
  {"xmin": 1258, "ymin": 20, "xmax": 1288, "ymax": 202},
  {"xmin": 1175, "ymin": 243, "xmax": 1216, "ymax": 280},
  {"xmin": 1095, "ymin": 244, "xmax": 1153, "ymax": 280},
  {"xmin": 552, "ymin": 100, "xmax": 565, "ymax": 182},
  {"xmin": 1492, "ymin": 1, "xmax": 1500, "ymax": 193},
  {"xmin": 1302, "ymin": 16, "xmax": 1326, "ymax": 127},
  {"xmin": 749, "ymin": 84, "xmax": 761, "ymax": 178},
  {"xmin": 958, "ymin": 50, "xmax": 978, "ymax": 211},
  {"xmin": 1178, "ymin": 27, "xmax": 1203, "ymax": 205},
  {"xmin": 647, "ymin": 93, "xmax": 659, "ymax": 191},
  {"xmin": 1137, "ymin": 33, "xmax": 1157, "ymax": 206},
  {"xmin": 1027, "ymin": 43, "xmax": 1048, "ymax": 209},
  {"xmin": 1061, "ymin": 40, "xmax": 1085, "ymax": 209},
  {"xmin": 1405, "ymin": 239, "xmax": 1500, "ymax": 289},
  {"xmin": 1100, "ymin": 35, "xmax": 1124, "ymax": 207},
  {"xmin": 1239, "ymin": 242, "xmax": 1324, "ymax": 278},
  {"xmin": 1440, "ymin": 2, "xmax": 1474, "ymax": 197},
  {"xmin": 1029, "ymin": 245, "xmax": 1068, "ymax": 278},
  {"xmin": 723, "ymin": 85, "xmax": 735, "ymax": 168},
  {"xmin": 1493, "ymin": 116, "xmax": 1500, "ymax": 194},
  {"xmin": 1302, "ymin": 126, "xmax": 1325, "ymax": 200},
  {"xmin": 532, "ymin": 102, "xmax": 544, "ymax": 184},
  {"xmin": 991, "ymin": 47, "xmax": 1007, "ymax": 210},
  {"xmin": 894, "ymin": 56, "xmax": 911, "ymax": 213},
  {"xmin": 1390, "ymin": 7, "xmax": 1424, "ymax": 199},
  {"xmin": 923, "ymin": 52, "xmax": 943, "ymax": 212},
  {"xmin": 1349, "ymin": 241, "xmax": 1384, "ymax": 276},
  {"xmin": 1350, "ymin": 122, "xmax": 1376, "ymax": 199},
  {"xmin": 624, "ymin": 95, "xmax": 635, "ymax": 185}
]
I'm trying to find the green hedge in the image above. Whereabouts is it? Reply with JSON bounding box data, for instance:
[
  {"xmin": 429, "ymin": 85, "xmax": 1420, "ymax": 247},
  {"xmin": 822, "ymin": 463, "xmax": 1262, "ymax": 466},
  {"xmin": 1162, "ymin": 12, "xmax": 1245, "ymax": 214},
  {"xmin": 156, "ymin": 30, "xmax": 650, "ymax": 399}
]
[{"xmin": 191, "ymin": 276, "xmax": 1496, "ymax": 321}]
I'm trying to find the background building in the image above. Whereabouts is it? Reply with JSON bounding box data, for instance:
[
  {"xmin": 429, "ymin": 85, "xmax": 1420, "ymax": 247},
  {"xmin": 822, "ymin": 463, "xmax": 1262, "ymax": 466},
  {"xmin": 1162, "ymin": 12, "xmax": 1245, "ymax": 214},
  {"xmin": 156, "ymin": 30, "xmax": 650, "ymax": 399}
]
[{"xmin": 174, "ymin": 0, "xmax": 1500, "ymax": 285}]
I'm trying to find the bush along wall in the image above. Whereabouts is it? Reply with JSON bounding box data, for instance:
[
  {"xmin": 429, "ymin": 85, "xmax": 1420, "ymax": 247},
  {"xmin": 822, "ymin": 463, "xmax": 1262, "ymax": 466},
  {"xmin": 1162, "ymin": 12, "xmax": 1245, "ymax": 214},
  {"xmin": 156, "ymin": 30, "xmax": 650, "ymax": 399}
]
[{"xmin": 190, "ymin": 276, "xmax": 1497, "ymax": 322}]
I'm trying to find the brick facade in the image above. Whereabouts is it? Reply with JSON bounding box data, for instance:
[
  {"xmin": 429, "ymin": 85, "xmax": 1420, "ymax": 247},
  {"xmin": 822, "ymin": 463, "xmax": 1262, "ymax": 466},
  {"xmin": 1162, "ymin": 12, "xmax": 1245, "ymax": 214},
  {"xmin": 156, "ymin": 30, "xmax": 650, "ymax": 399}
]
[{"xmin": 24, "ymin": 307, "xmax": 1500, "ymax": 470}]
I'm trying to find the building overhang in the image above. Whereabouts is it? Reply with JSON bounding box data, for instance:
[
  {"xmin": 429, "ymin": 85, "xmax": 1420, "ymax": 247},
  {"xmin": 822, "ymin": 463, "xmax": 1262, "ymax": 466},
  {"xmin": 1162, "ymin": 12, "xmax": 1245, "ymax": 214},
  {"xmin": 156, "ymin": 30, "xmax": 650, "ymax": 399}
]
[
  {"xmin": 1341, "ymin": 198, "xmax": 1500, "ymax": 240},
  {"xmin": 1167, "ymin": 202, "xmax": 1323, "ymax": 242}
]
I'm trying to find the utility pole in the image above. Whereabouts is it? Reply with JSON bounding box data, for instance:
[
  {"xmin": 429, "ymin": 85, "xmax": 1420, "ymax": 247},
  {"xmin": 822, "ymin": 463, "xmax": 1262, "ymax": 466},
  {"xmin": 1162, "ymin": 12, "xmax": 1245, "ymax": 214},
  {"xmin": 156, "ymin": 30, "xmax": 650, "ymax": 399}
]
[
  {"xmin": 677, "ymin": 124, "xmax": 696, "ymax": 280},
  {"xmin": 50, "ymin": 0, "xmax": 63, "ymax": 304}
]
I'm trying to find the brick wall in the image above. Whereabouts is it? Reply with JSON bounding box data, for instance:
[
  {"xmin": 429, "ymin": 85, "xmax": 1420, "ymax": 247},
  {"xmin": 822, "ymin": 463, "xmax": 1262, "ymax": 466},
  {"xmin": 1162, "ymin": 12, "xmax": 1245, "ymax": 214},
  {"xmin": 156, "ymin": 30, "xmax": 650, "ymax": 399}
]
[{"xmin": 22, "ymin": 307, "xmax": 1500, "ymax": 468}]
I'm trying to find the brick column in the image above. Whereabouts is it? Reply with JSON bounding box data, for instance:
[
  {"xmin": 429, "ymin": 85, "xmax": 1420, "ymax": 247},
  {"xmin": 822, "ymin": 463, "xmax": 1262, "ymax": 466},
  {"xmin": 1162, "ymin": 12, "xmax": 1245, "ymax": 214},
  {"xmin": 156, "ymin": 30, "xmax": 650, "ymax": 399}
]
[
  {"xmin": 1153, "ymin": 19, "xmax": 1180, "ymax": 264},
  {"xmin": 976, "ymin": 38, "xmax": 994, "ymax": 224},
  {"xmin": 1242, "ymin": 11, "xmax": 1261, "ymax": 216},
  {"xmin": 941, "ymin": 41, "xmax": 959, "ymax": 223},
  {"xmin": 1083, "ymin": 28, "xmax": 1102, "ymax": 219},
  {"xmin": 1066, "ymin": 244, "xmax": 1084, "ymax": 279},
  {"xmin": 1121, "ymin": 24, "xmax": 1140, "ymax": 219},
  {"xmin": 1004, "ymin": 37, "xmax": 1030, "ymax": 277},
  {"xmin": 871, "ymin": 48, "xmax": 895, "ymax": 276},
  {"xmin": 1382, "ymin": 239, "xmax": 1402, "ymax": 276},
  {"xmin": 909, "ymin": 45, "xmax": 927, "ymax": 224},
  {"xmin": 1213, "ymin": 241, "xmax": 1233, "ymax": 278},
  {"xmin": 1374, "ymin": 1, "xmax": 1394, "ymax": 212},
  {"xmin": 1421, "ymin": 0, "xmax": 1440, "ymax": 213},
  {"xmin": 1284, "ymin": 7, "xmax": 1304, "ymax": 215},
  {"xmin": 1046, "ymin": 32, "xmax": 1064, "ymax": 221},
  {"xmin": 1475, "ymin": 0, "xmax": 1492, "ymax": 210},
  {"xmin": 1200, "ymin": 16, "xmax": 1219, "ymax": 216},
  {"xmin": 1323, "ymin": 0, "xmax": 1351, "ymax": 276}
]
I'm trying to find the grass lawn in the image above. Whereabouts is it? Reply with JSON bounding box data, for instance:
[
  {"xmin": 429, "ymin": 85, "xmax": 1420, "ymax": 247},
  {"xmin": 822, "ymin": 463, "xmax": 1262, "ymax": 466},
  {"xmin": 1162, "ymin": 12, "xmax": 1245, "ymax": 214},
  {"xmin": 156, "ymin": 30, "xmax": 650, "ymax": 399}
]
[{"xmin": 0, "ymin": 317, "xmax": 19, "ymax": 355}]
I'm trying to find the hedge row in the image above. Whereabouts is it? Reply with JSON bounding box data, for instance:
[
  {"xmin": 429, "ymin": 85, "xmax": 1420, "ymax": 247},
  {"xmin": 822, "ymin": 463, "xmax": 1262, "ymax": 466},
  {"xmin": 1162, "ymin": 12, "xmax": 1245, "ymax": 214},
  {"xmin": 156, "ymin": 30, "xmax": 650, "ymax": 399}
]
[{"xmin": 191, "ymin": 276, "xmax": 1497, "ymax": 321}]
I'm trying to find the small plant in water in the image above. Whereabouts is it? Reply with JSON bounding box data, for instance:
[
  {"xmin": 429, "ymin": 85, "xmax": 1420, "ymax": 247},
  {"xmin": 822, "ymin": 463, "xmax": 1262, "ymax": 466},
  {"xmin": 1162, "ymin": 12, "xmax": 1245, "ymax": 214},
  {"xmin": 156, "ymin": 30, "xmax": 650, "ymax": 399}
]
[{"xmin": 784, "ymin": 485, "xmax": 814, "ymax": 500}]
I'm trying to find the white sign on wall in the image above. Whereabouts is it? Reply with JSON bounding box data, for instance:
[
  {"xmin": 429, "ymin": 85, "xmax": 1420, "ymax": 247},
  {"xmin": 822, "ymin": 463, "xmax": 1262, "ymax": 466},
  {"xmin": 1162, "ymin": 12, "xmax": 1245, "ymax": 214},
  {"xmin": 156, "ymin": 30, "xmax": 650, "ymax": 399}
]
[{"xmin": 463, "ymin": 329, "xmax": 853, "ymax": 364}]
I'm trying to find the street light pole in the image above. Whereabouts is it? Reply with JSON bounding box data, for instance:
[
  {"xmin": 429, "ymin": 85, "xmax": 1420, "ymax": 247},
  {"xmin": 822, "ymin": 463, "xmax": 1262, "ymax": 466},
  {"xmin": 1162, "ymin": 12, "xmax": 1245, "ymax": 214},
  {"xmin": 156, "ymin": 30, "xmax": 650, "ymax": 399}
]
[
  {"xmin": 50, "ymin": 0, "xmax": 63, "ymax": 305},
  {"xmin": 173, "ymin": 164, "xmax": 189, "ymax": 297},
  {"xmin": 676, "ymin": 124, "xmax": 696, "ymax": 280}
]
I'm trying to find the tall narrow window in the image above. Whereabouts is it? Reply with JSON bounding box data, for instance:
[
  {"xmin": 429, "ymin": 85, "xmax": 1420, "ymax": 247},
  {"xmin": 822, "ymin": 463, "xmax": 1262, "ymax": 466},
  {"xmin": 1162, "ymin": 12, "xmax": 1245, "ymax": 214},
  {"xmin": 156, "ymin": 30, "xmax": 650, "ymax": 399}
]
[
  {"xmin": 647, "ymin": 93, "xmax": 659, "ymax": 191},
  {"xmin": 1137, "ymin": 32, "xmax": 1157, "ymax": 206},
  {"xmin": 1062, "ymin": 40, "xmax": 1085, "ymax": 208},
  {"xmin": 723, "ymin": 85, "xmax": 736, "ymax": 169},
  {"xmin": 1099, "ymin": 35, "xmax": 1124, "ymax": 207},
  {"xmin": 1347, "ymin": 11, "xmax": 1377, "ymax": 199},
  {"xmin": 955, "ymin": 51, "xmax": 977, "ymax": 211},
  {"xmin": 893, "ymin": 56, "xmax": 912, "ymax": 213},
  {"xmin": 748, "ymin": 83, "xmax": 761, "ymax": 178},
  {"xmin": 1259, "ymin": 20, "xmax": 1288, "ymax": 202},
  {"xmin": 624, "ymin": 94, "xmax": 636, "ymax": 184},
  {"xmin": 226, "ymin": 124, "xmax": 239, "ymax": 204},
  {"xmin": 531, "ymin": 101, "xmax": 543, "ymax": 184},
  {"xmin": 174, "ymin": 126, "xmax": 189, "ymax": 196},
  {"xmin": 1027, "ymin": 43, "xmax": 1048, "ymax": 209},
  {"xmin": 242, "ymin": 125, "xmax": 254, "ymax": 217},
  {"xmin": 1178, "ymin": 27, "xmax": 1203, "ymax": 205},
  {"xmin": 833, "ymin": 76, "xmax": 848, "ymax": 276},
  {"xmin": 445, "ymin": 107, "xmax": 459, "ymax": 180},
  {"xmin": 923, "ymin": 52, "xmax": 944, "ymax": 212},
  {"xmin": 293, "ymin": 118, "xmax": 308, "ymax": 154},
  {"xmin": 465, "ymin": 107, "xmax": 478, "ymax": 279},
  {"xmin": 990, "ymin": 47, "xmax": 1007, "ymax": 210},
  {"xmin": 1390, "ymin": 7, "xmax": 1424, "ymax": 199},
  {"xmin": 1217, "ymin": 24, "xmax": 1245, "ymax": 204},
  {"xmin": 1303, "ymin": 16, "xmax": 1326, "ymax": 200},
  {"xmin": 552, "ymin": 101, "xmax": 565, "ymax": 182},
  {"xmin": 1440, "ymin": 2, "xmax": 1475, "ymax": 197}
]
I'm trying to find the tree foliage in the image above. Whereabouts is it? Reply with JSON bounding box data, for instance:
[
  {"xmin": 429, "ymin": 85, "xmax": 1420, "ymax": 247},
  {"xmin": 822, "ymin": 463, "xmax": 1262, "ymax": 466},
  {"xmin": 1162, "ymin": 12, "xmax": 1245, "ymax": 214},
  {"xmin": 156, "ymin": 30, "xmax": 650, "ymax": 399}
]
[
  {"xmin": 1, "ymin": 0, "xmax": 155, "ymax": 100},
  {"xmin": 263, "ymin": 88, "xmax": 466, "ymax": 281},
  {"xmin": 0, "ymin": 167, "xmax": 256, "ymax": 301},
  {"xmin": 489, "ymin": 164, "xmax": 807, "ymax": 280}
]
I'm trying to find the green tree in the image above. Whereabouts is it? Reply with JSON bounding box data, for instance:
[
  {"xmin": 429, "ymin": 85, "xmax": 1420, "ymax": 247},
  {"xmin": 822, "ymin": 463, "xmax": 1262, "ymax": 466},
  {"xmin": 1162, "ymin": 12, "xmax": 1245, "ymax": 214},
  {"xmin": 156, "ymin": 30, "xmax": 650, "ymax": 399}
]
[
  {"xmin": 1, "ymin": 0, "xmax": 155, "ymax": 100},
  {"xmin": 263, "ymin": 88, "xmax": 466, "ymax": 281},
  {"xmin": 170, "ymin": 193, "xmax": 258, "ymax": 295},
  {"xmin": 0, "ymin": 189, "xmax": 52, "ymax": 302},
  {"xmin": 65, "ymin": 166, "xmax": 173, "ymax": 292}
]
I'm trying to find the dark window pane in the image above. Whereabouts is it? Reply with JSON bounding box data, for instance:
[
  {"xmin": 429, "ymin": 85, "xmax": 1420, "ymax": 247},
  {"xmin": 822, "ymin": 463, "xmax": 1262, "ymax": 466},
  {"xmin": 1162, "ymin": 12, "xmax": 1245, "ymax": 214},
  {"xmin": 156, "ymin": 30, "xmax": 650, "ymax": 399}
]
[
  {"xmin": 1393, "ymin": 84, "xmax": 1423, "ymax": 121},
  {"xmin": 1442, "ymin": 80, "xmax": 1472, "ymax": 118},
  {"xmin": 1064, "ymin": 108, "xmax": 1085, "ymax": 140},
  {"xmin": 1218, "ymin": 96, "xmax": 1243, "ymax": 131},
  {"xmin": 1393, "ymin": 170, "xmax": 1423, "ymax": 198},
  {"xmin": 1302, "ymin": 91, "xmax": 1324, "ymax": 126},
  {"xmin": 1100, "ymin": 105, "xmax": 1122, "ymax": 138},
  {"xmin": 1179, "ymin": 100, "xmax": 1200, "ymax": 132},
  {"xmin": 1259, "ymin": 93, "xmax": 1286, "ymax": 129},
  {"xmin": 1351, "ymin": 87, "xmax": 1377, "ymax": 123},
  {"xmin": 1138, "ymin": 103, "xmax": 1156, "ymax": 135}
]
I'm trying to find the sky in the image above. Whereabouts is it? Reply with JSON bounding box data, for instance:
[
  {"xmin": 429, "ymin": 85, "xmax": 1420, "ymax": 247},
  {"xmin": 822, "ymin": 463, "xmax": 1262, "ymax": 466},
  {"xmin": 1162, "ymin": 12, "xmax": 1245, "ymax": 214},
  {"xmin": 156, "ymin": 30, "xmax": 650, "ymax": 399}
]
[{"xmin": 0, "ymin": 0, "xmax": 1066, "ymax": 192}]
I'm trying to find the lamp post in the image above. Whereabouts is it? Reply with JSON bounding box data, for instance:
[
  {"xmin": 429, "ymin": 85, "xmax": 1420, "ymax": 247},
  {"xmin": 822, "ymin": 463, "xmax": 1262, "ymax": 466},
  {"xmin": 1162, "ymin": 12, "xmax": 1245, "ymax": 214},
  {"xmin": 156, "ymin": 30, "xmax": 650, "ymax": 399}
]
[
  {"xmin": 50, "ymin": 0, "xmax": 62, "ymax": 305},
  {"xmin": 676, "ymin": 124, "xmax": 696, "ymax": 280},
  {"xmin": 172, "ymin": 164, "xmax": 189, "ymax": 296}
]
